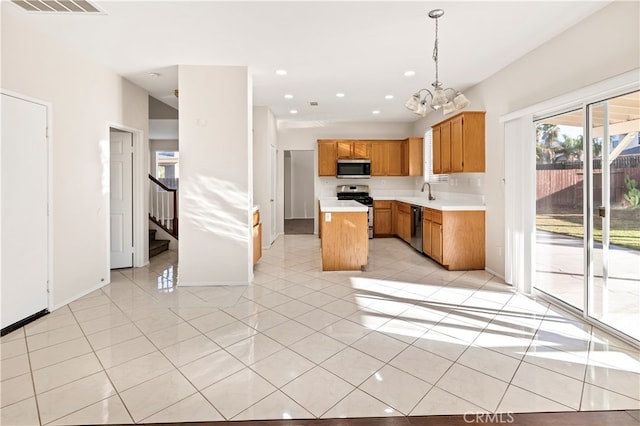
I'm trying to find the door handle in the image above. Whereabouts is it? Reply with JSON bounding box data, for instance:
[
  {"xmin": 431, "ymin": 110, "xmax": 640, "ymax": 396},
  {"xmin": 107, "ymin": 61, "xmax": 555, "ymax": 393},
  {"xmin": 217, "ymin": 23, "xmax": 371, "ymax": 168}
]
[{"xmin": 598, "ymin": 206, "xmax": 606, "ymax": 218}]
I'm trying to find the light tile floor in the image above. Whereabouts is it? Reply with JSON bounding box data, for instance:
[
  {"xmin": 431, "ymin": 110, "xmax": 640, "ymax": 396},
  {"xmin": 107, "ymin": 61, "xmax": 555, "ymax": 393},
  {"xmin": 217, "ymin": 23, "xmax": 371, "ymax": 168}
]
[{"xmin": 1, "ymin": 235, "xmax": 639, "ymax": 425}]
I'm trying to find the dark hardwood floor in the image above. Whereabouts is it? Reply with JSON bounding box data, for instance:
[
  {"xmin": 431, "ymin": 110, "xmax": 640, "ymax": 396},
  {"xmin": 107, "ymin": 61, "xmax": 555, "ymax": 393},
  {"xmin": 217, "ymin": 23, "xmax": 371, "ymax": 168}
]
[{"xmin": 139, "ymin": 410, "xmax": 640, "ymax": 426}]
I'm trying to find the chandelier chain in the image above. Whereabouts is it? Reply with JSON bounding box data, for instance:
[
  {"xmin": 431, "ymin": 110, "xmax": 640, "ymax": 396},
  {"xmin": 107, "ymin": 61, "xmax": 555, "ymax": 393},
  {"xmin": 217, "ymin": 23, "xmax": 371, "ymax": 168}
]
[
  {"xmin": 404, "ymin": 8, "xmax": 470, "ymax": 116},
  {"xmin": 432, "ymin": 15, "xmax": 439, "ymax": 87}
]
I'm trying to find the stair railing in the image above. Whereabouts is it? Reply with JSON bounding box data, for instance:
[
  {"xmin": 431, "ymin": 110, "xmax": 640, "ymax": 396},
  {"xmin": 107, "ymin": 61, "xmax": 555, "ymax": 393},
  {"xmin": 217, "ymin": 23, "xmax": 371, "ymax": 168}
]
[{"xmin": 149, "ymin": 174, "xmax": 178, "ymax": 239}]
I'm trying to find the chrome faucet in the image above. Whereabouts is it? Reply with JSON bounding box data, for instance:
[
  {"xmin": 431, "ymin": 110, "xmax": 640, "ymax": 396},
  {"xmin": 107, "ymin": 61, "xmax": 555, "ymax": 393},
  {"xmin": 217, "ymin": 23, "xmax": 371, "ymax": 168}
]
[{"xmin": 421, "ymin": 182, "xmax": 435, "ymax": 200}]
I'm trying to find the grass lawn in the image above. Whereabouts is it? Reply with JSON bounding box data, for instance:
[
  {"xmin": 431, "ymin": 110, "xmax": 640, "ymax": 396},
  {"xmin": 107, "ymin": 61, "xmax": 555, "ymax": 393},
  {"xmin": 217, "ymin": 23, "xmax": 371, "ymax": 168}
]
[{"xmin": 536, "ymin": 207, "xmax": 640, "ymax": 251}]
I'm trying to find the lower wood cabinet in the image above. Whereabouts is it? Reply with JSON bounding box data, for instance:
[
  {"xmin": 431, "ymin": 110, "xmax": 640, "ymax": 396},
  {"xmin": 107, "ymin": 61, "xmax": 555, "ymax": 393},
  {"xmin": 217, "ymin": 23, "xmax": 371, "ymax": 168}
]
[
  {"xmin": 374, "ymin": 200, "xmax": 485, "ymax": 271},
  {"xmin": 423, "ymin": 208, "xmax": 484, "ymax": 270},
  {"xmin": 253, "ymin": 210, "xmax": 262, "ymax": 265},
  {"xmin": 396, "ymin": 202, "xmax": 411, "ymax": 244},
  {"xmin": 373, "ymin": 200, "xmax": 392, "ymax": 236}
]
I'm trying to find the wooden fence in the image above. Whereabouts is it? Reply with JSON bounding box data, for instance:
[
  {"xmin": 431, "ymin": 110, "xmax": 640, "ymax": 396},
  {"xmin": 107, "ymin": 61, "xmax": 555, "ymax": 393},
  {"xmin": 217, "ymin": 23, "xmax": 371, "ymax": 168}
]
[{"xmin": 536, "ymin": 155, "xmax": 640, "ymax": 210}]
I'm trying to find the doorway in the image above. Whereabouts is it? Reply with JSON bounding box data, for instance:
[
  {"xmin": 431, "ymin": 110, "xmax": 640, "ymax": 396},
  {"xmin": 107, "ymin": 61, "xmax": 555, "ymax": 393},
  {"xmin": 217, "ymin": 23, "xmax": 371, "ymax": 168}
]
[
  {"xmin": 110, "ymin": 129, "xmax": 134, "ymax": 269},
  {"xmin": 1, "ymin": 92, "xmax": 50, "ymax": 331},
  {"xmin": 534, "ymin": 91, "xmax": 640, "ymax": 343},
  {"xmin": 284, "ymin": 150, "xmax": 315, "ymax": 235}
]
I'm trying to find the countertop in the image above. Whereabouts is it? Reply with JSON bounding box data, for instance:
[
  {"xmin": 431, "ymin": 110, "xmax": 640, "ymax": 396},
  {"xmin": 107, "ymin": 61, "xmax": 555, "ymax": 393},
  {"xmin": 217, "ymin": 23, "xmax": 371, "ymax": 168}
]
[
  {"xmin": 374, "ymin": 196, "xmax": 486, "ymax": 211},
  {"xmin": 319, "ymin": 199, "xmax": 368, "ymax": 213}
]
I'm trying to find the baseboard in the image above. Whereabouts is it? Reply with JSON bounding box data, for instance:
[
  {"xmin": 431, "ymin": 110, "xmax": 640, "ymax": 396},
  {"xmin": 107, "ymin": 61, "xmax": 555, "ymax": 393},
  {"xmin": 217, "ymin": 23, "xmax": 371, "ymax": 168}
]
[
  {"xmin": 1, "ymin": 309, "xmax": 49, "ymax": 337},
  {"xmin": 485, "ymin": 266, "xmax": 506, "ymax": 281}
]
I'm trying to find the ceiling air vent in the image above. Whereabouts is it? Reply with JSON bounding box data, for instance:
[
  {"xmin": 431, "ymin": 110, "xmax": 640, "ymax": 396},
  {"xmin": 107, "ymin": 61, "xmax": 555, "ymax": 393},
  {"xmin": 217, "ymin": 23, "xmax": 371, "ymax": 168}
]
[
  {"xmin": 310, "ymin": 102, "xmax": 319, "ymax": 107},
  {"xmin": 12, "ymin": 0, "xmax": 102, "ymax": 13}
]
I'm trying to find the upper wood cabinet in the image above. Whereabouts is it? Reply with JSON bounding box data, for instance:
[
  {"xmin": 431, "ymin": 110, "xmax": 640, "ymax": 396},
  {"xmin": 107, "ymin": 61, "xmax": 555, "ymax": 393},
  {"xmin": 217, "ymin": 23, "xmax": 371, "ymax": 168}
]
[
  {"xmin": 370, "ymin": 142, "xmax": 388, "ymax": 176},
  {"xmin": 432, "ymin": 111, "xmax": 485, "ymax": 174},
  {"xmin": 318, "ymin": 140, "xmax": 337, "ymax": 176},
  {"xmin": 337, "ymin": 140, "xmax": 371, "ymax": 159},
  {"xmin": 387, "ymin": 141, "xmax": 405, "ymax": 176},
  {"xmin": 406, "ymin": 137, "xmax": 423, "ymax": 177},
  {"xmin": 317, "ymin": 138, "xmax": 422, "ymax": 177}
]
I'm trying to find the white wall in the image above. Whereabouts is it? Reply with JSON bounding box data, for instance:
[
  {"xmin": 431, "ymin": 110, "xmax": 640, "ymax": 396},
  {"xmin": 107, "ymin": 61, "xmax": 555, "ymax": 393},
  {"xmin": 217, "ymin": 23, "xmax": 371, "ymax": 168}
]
[
  {"xmin": 1, "ymin": 5, "xmax": 149, "ymax": 309},
  {"xmin": 412, "ymin": 0, "xmax": 640, "ymax": 278},
  {"xmin": 178, "ymin": 65, "xmax": 253, "ymax": 286}
]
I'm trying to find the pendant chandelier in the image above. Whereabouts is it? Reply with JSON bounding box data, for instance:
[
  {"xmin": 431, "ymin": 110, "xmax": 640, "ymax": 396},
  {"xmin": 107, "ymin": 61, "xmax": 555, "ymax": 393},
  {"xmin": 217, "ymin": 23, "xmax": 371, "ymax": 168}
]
[{"xmin": 405, "ymin": 9, "xmax": 470, "ymax": 117}]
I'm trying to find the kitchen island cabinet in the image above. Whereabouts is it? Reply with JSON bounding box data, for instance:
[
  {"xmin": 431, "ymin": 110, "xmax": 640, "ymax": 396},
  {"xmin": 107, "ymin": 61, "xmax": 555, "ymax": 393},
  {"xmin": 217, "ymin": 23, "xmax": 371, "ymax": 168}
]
[{"xmin": 319, "ymin": 200, "xmax": 368, "ymax": 271}]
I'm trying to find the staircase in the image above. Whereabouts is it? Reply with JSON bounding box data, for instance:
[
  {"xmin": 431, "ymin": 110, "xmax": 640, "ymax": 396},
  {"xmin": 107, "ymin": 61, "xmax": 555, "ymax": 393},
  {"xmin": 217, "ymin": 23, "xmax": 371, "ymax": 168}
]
[{"xmin": 149, "ymin": 228, "xmax": 170, "ymax": 258}]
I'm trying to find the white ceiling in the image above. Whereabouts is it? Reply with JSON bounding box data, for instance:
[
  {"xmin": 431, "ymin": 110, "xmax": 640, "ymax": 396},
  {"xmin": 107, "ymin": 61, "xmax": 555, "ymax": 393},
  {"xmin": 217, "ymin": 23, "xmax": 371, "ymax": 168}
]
[{"xmin": 5, "ymin": 1, "xmax": 611, "ymax": 123}]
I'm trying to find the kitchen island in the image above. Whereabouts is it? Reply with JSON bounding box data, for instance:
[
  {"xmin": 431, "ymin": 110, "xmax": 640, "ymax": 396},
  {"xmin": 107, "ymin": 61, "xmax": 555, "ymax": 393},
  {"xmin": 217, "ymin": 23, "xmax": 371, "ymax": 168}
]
[{"xmin": 318, "ymin": 199, "xmax": 368, "ymax": 271}]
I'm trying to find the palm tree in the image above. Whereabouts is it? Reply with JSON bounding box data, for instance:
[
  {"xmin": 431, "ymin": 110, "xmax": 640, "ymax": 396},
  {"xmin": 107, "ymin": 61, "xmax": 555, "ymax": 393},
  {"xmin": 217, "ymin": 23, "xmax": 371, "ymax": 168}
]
[
  {"xmin": 536, "ymin": 123, "xmax": 560, "ymax": 164},
  {"xmin": 558, "ymin": 134, "xmax": 583, "ymax": 162}
]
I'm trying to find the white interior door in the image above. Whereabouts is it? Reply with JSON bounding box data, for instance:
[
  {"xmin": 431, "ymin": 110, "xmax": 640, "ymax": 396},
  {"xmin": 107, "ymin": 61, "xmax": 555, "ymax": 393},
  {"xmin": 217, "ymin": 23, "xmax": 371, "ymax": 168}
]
[
  {"xmin": 1, "ymin": 93, "xmax": 49, "ymax": 329},
  {"xmin": 110, "ymin": 130, "xmax": 133, "ymax": 269}
]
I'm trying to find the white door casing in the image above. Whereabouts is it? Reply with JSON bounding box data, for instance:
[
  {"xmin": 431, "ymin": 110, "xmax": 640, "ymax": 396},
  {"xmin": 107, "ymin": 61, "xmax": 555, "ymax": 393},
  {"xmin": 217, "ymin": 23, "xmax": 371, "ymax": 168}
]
[
  {"xmin": 110, "ymin": 130, "xmax": 133, "ymax": 269},
  {"xmin": 1, "ymin": 93, "xmax": 49, "ymax": 329},
  {"xmin": 270, "ymin": 144, "xmax": 277, "ymax": 243}
]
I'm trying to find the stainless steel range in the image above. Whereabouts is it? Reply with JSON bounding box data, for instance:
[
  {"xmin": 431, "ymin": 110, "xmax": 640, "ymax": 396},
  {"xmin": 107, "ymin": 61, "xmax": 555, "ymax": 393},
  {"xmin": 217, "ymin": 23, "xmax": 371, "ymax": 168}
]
[{"xmin": 336, "ymin": 185, "xmax": 374, "ymax": 239}]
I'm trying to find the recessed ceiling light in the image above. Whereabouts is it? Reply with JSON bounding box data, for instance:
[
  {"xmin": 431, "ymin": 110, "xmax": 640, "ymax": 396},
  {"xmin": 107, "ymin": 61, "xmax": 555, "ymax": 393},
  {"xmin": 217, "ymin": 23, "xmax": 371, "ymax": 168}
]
[
  {"xmin": 276, "ymin": 69, "xmax": 287, "ymax": 76},
  {"xmin": 289, "ymin": 109, "xmax": 298, "ymax": 114},
  {"xmin": 148, "ymin": 72, "xmax": 160, "ymax": 78},
  {"xmin": 336, "ymin": 93, "xmax": 345, "ymax": 98},
  {"xmin": 385, "ymin": 95, "xmax": 394, "ymax": 100},
  {"xmin": 284, "ymin": 94, "xmax": 293, "ymax": 99},
  {"xmin": 404, "ymin": 70, "xmax": 415, "ymax": 77},
  {"xmin": 372, "ymin": 110, "xmax": 381, "ymax": 115}
]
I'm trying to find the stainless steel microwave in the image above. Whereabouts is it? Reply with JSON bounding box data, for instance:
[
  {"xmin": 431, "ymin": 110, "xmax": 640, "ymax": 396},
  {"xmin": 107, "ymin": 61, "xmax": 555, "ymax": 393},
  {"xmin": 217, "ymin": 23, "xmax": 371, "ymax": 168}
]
[{"xmin": 336, "ymin": 159, "xmax": 371, "ymax": 179}]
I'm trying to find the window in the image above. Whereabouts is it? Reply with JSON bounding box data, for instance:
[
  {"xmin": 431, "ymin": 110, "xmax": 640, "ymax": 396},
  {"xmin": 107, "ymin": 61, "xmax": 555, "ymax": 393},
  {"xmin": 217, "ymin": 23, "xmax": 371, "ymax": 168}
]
[
  {"xmin": 155, "ymin": 151, "xmax": 179, "ymax": 189},
  {"xmin": 423, "ymin": 129, "xmax": 448, "ymax": 183}
]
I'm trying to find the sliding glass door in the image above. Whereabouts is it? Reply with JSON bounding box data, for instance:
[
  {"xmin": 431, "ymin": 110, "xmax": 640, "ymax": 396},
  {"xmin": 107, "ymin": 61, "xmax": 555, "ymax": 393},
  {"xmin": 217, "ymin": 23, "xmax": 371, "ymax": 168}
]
[
  {"xmin": 534, "ymin": 110, "xmax": 585, "ymax": 310},
  {"xmin": 535, "ymin": 91, "xmax": 640, "ymax": 343},
  {"xmin": 587, "ymin": 93, "xmax": 640, "ymax": 341}
]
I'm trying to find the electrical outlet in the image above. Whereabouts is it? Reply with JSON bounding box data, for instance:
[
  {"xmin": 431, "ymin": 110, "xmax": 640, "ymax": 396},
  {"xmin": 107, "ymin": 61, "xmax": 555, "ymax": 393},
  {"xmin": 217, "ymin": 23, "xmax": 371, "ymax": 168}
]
[{"xmin": 325, "ymin": 212, "xmax": 332, "ymax": 222}]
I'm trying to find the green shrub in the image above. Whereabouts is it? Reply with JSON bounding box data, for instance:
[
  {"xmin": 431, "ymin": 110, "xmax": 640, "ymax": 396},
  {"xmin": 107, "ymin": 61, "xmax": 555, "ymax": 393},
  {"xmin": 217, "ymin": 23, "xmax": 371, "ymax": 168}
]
[{"xmin": 624, "ymin": 175, "xmax": 640, "ymax": 208}]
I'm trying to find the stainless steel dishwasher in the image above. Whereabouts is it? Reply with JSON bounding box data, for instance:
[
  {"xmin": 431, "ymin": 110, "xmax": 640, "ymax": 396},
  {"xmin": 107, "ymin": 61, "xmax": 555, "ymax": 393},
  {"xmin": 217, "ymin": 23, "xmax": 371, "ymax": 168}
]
[{"xmin": 410, "ymin": 205, "xmax": 423, "ymax": 252}]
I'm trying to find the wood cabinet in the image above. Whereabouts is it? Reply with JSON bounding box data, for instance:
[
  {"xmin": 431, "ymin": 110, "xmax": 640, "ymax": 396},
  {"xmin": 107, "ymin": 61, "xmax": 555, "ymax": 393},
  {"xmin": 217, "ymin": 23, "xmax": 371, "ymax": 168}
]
[
  {"xmin": 320, "ymin": 208, "xmax": 368, "ymax": 271},
  {"xmin": 373, "ymin": 200, "xmax": 392, "ymax": 236},
  {"xmin": 396, "ymin": 202, "xmax": 412, "ymax": 244},
  {"xmin": 337, "ymin": 140, "xmax": 371, "ymax": 159},
  {"xmin": 317, "ymin": 138, "xmax": 422, "ymax": 177},
  {"xmin": 422, "ymin": 209, "xmax": 432, "ymax": 257},
  {"xmin": 369, "ymin": 140, "xmax": 406, "ymax": 176},
  {"xmin": 253, "ymin": 210, "xmax": 262, "ymax": 265},
  {"xmin": 370, "ymin": 142, "xmax": 388, "ymax": 176},
  {"xmin": 318, "ymin": 140, "xmax": 337, "ymax": 176},
  {"xmin": 432, "ymin": 111, "xmax": 485, "ymax": 174},
  {"xmin": 387, "ymin": 141, "xmax": 405, "ymax": 176},
  {"xmin": 422, "ymin": 207, "xmax": 484, "ymax": 270},
  {"xmin": 406, "ymin": 137, "xmax": 424, "ymax": 177}
]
